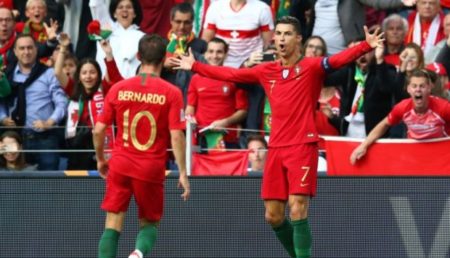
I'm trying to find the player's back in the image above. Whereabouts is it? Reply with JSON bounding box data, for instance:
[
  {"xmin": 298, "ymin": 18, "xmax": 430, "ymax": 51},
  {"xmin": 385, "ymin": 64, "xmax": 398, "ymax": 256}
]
[
  {"xmin": 107, "ymin": 74, "xmax": 184, "ymax": 158},
  {"xmin": 102, "ymin": 74, "xmax": 185, "ymax": 182}
]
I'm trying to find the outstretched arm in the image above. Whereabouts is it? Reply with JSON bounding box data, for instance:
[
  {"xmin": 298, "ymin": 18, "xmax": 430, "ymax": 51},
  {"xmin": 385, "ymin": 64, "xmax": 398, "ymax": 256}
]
[
  {"xmin": 327, "ymin": 26, "xmax": 384, "ymax": 71},
  {"xmin": 350, "ymin": 117, "xmax": 391, "ymax": 165},
  {"xmin": 174, "ymin": 48, "xmax": 261, "ymax": 84}
]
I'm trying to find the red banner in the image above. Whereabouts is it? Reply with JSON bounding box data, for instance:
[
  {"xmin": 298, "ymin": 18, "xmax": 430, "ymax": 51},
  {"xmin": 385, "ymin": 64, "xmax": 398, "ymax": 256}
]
[
  {"xmin": 192, "ymin": 151, "xmax": 249, "ymax": 176},
  {"xmin": 323, "ymin": 136, "xmax": 450, "ymax": 176}
]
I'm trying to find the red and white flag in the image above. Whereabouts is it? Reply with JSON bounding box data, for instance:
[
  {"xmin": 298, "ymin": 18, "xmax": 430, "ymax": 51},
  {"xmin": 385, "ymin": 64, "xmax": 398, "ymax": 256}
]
[{"xmin": 323, "ymin": 136, "xmax": 450, "ymax": 176}]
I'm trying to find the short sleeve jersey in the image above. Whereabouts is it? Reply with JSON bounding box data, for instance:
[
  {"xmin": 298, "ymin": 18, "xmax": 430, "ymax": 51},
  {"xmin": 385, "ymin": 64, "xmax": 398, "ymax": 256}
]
[
  {"xmin": 203, "ymin": 0, "xmax": 274, "ymax": 67},
  {"xmin": 98, "ymin": 74, "xmax": 185, "ymax": 182},
  {"xmin": 388, "ymin": 96, "xmax": 450, "ymax": 139},
  {"xmin": 191, "ymin": 41, "xmax": 373, "ymax": 147},
  {"xmin": 187, "ymin": 74, "xmax": 247, "ymax": 141}
]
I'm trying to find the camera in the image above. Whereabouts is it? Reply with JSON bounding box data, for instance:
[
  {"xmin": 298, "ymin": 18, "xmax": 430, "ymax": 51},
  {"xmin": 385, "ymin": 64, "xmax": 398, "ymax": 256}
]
[{"xmin": 262, "ymin": 53, "xmax": 275, "ymax": 62}]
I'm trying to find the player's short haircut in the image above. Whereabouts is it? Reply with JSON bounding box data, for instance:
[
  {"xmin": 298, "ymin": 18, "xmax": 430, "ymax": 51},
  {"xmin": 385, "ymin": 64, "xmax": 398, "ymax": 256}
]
[
  {"xmin": 170, "ymin": 2, "xmax": 194, "ymax": 21},
  {"xmin": 138, "ymin": 34, "xmax": 166, "ymax": 66},
  {"xmin": 275, "ymin": 16, "xmax": 301, "ymax": 35},
  {"xmin": 406, "ymin": 69, "xmax": 433, "ymax": 86},
  {"xmin": 208, "ymin": 37, "xmax": 229, "ymax": 54},
  {"xmin": 246, "ymin": 134, "xmax": 268, "ymax": 149}
]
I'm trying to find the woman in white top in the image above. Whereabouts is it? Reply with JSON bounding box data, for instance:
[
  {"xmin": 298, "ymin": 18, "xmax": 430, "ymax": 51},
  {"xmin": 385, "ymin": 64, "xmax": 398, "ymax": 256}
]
[{"xmin": 90, "ymin": 0, "xmax": 145, "ymax": 78}]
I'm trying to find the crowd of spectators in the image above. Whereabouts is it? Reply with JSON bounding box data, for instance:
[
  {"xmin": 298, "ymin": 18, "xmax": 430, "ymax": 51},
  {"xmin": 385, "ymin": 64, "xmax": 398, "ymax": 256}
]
[{"xmin": 0, "ymin": 0, "xmax": 449, "ymax": 172}]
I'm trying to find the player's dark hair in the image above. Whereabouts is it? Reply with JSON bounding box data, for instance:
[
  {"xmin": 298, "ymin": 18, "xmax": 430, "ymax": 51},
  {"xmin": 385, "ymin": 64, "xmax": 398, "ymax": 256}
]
[
  {"xmin": 170, "ymin": 2, "xmax": 194, "ymax": 21},
  {"xmin": 138, "ymin": 34, "xmax": 166, "ymax": 66},
  {"xmin": 275, "ymin": 16, "xmax": 301, "ymax": 35},
  {"xmin": 208, "ymin": 37, "xmax": 229, "ymax": 54}
]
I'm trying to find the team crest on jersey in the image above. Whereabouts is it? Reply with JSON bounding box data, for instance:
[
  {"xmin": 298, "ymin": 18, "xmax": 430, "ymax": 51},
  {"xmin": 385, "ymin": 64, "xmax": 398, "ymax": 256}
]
[
  {"xmin": 222, "ymin": 85, "xmax": 229, "ymax": 94},
  {"xmin": 282, "ymin": 69, "xmax": 289, "ymax": 79}
]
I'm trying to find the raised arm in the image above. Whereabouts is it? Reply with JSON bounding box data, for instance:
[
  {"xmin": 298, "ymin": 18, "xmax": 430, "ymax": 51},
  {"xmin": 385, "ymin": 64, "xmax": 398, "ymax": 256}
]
[
  {"xmin": 327, "ymin": 26, "xmax": 383, "ymax": 71},
  {"xmin": 174, "ymin": 48, "xmax": 261, "ymax": 84},
  {"xmin": 54, "ymin": 33, "xmax": 71, "ymax": 89}
]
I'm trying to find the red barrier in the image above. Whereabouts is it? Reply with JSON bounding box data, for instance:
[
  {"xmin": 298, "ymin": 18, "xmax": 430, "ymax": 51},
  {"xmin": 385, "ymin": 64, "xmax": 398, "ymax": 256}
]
[{"xmin": 323, "ymin": 136, "xmax": 450, "ymax": 176}]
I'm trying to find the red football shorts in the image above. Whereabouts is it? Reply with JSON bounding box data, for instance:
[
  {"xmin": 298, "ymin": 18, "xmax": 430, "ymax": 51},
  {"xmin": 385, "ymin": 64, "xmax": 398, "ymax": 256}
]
[
  {"xmin": 262, "ymin": 143, "xmax": 318, "ymax": 200},
  {"xmin": 101, "ymin": 172, "xmax": 164, "ymax": 222}
]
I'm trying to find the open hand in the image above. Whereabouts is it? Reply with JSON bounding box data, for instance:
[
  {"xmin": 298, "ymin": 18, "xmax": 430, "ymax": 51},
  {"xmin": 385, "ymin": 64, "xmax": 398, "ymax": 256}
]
[
  {"xmin": 364, "ymin": 26, "xmax": 384, "ymax": 49},
  {"xmin": 172, "ymin": 48, "xmax": 196, "ymax": 71}
]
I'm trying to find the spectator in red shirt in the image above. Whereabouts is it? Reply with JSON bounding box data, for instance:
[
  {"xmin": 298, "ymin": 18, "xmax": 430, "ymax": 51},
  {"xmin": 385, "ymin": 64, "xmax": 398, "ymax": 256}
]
[
  {"xmin": 185, "ymin": 37, "xmax": 248, "ymax": 150},
  {"xmin": 405, "ymin": 0, "xmax": 445, "ymax": 57},
  {"xmin": 351, "ymin": 69, "xmax": 450, "ymax": 164}
]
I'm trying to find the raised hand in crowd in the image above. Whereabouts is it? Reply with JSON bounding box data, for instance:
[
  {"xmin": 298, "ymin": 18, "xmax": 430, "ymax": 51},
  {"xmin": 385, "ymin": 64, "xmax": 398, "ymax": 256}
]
[
  {"xmin": 374, "ymin": 43, "xmax": 385, "ymax": 65},
  {"xmin": 99, "ymin": 39, "xmax": 113, "ymax": 61},
  {"xmin": 54, "ymin": 32, "xmax": 72, "ymax": 88},
  {"xmin": 399, "ymin": 48, "xmax": 411, "ymax": 72},
  {"xmin": 43, "ymin": 19, "xmax": 59, "ymax": 41}
]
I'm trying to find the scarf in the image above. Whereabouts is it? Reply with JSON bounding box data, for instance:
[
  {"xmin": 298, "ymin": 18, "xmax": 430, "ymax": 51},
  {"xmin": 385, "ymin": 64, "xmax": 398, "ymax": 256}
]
[
  {"xmin": 23, "ymin": 21, "xmax": 48, "ymax": 43},
  {"xmin": 345, "ymin": 67, "xmax": 366, "ymax": 123},
  {"xmin": 66, "ymin": 90, "xmax": 115, "ymax": 148},
  {"xmin": 193, "ymin": 0, "xmax": 210, "ymax": 37},
  {"xmin": 166, "ymin": 30, "xmax": 195, "ymax": 57},
  {"xmin": 406, "ymin": 11, "xmax": 443, "ymax": 56},
  {"xmin": 0, "ymin": 32, "xmax": 15, "ymax": 66}
]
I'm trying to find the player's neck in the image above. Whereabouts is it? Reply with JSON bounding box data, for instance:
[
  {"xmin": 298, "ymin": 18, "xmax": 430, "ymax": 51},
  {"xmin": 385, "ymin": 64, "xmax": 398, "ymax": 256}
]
[
  {"xmin": 139, "ymin": 64, "xmax": 162, "ymax": 77},
  {"xmin": 280, "ymin": 52, "xmax": 302, "ymax": 67}
]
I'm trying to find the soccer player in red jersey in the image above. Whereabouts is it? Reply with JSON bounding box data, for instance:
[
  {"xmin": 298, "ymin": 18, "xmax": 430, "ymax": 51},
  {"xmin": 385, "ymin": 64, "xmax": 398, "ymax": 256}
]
[
  {"xmin": 351, "ymin": 69, "xmax": 450, "ymax": 164},
  {"xmin": 174, "ymin": 16, "xmax": 384, "ymax": 258},
  {"xmin": 186, "ymin": 37, "xmax": 248, "ymax": 148},
  {"xmin": 93, "ymin": 34, "xmax": 190, "ymax": 258}
]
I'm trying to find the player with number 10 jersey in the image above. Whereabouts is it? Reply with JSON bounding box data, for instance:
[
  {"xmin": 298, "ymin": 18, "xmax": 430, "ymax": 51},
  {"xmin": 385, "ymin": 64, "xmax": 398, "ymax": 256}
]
[{"xmin": 98, "ymin": 74, "xmax": 185, "ymax": 183}]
